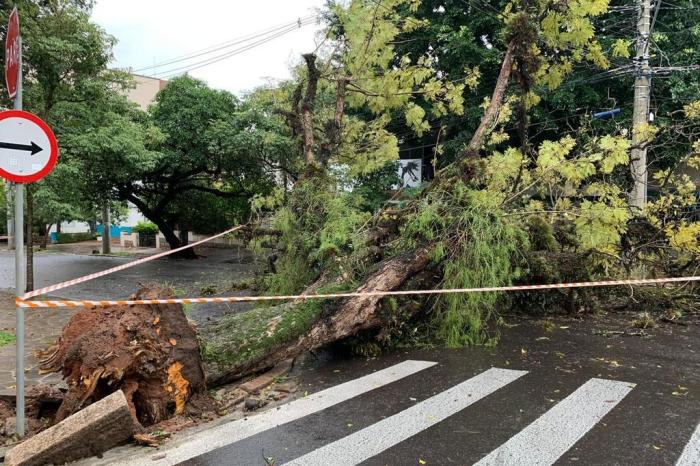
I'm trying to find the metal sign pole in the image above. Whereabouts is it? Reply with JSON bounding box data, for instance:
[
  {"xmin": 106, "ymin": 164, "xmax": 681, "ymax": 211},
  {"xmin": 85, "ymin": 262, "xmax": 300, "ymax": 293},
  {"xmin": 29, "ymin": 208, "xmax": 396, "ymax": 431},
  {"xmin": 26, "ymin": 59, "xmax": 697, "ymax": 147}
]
[{"xmin": 14, "ymin": 33, "xmax": 25, "ymax": 438}]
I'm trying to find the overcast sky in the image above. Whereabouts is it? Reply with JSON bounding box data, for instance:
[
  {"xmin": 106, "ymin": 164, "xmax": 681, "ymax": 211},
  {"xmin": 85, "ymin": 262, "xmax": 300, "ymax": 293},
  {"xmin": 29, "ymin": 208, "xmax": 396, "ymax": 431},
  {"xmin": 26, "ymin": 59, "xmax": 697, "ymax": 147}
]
[{"xmin": 91, "ymin": 0, "xmax": 326, "ymax": 95}]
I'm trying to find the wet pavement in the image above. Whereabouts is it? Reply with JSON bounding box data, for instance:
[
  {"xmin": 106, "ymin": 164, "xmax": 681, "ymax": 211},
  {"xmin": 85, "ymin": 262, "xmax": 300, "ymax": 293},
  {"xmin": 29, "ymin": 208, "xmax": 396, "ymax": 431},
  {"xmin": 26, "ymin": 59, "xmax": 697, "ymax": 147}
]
[
  {"xmin": 0, "ymin": 246, "xmax": 262, "ymax": 394},
  {"xmin": 0, "ymin": 247, "xmax": 261, "ymax": 301},
  {"xmin": 89, "ymin": 313, "xmax": 700, "ymax": 466}
]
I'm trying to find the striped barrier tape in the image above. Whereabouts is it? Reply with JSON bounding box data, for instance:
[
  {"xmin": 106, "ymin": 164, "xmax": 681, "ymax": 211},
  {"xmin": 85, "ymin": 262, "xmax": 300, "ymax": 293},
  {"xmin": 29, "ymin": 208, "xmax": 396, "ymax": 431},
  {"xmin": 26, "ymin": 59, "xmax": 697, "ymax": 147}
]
[
  {"xmin": 16, "ymin": 275, "xmax": 700, "ymax": 308},
  {"xmin": 21, "ymin": 225, "xmax": 245, "ymax": 300}
]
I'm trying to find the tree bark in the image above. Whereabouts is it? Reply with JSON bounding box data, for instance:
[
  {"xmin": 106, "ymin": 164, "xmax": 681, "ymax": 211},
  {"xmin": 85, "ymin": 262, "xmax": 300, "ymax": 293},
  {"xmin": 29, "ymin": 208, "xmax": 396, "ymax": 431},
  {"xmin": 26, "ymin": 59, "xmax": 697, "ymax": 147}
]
[
  {"xmin": 208, "ymin": 248, "xmax": 431, "ymax": 385},
  {"xmin": 39, "ymin": 285, "xmax": 206, "ymax": 426},
  {"xmin": 179, "ymin": 228, "xmax": 189, "ymax": 247},
  {"xmin": 319, "ymin": 76, "xmax": 348, "ymax": 166},
  {"xmin": 301, "ymin": 53, "xmax": 320, "ymax": 170},
  {"xmin": 102, "ymin": 202, "xmax": 111, "ymax": 255},
  {"xmin": 464, "ymin": 41, "xmax": 515, "ymax": 155},
  {"xmin": 122, "ymin": 192, "xmax": 197, "ymax": 259},
  {"xmin": 40, "ymin": 223, "xmax": 53, "ymax": 250}
]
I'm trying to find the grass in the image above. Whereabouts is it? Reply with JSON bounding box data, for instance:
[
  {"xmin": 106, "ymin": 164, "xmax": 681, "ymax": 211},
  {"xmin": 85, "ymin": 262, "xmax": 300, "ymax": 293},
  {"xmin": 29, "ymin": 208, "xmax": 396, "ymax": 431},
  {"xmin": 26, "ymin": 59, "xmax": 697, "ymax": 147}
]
[{"xmin": 0, "ymin": 331, "xmax": 16, "ymax": 347}]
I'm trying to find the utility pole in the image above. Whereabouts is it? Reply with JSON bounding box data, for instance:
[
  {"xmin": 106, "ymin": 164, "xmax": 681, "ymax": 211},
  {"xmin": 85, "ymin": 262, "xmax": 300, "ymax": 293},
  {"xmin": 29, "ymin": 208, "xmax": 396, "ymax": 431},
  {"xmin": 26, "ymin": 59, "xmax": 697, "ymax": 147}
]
[
  {"xmin": 6, "ymin": 182, "xmax": 13, "ymax": 249},
  {"xmin": 630, "ymin": 0, "xmax": 654, "ymax": 210},
  {"xmin": 13, "ymin": 34, "xmax": 26, "ymax": 438}
]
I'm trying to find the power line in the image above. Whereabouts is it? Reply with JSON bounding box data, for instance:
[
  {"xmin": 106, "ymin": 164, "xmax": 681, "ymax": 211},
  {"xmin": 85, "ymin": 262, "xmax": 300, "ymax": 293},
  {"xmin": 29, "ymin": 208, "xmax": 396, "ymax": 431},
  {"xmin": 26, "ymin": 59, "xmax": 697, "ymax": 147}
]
[
  {"xmin": 155, "ymin": 18, "xmax": 318, "ymax": 79},
  {"xmin": 132, "ymin": 16, "xmax": 319, "ymax": 75}
]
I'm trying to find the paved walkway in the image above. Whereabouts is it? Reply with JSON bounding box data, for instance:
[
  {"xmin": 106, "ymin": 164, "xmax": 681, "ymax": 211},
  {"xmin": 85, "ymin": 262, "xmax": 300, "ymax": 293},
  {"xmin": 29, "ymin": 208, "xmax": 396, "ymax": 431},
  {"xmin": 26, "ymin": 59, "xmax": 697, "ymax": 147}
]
[{"xmin": 0, "ymin": 245, "xmax": 263, "ymax": 396}]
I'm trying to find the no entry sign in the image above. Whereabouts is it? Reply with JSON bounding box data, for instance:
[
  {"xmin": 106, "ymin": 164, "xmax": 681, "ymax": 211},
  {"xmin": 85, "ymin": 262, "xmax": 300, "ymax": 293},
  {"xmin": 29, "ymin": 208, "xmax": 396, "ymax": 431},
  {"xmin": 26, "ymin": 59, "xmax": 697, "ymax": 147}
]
[
  {"xmin": 5, "ymin": 7, "xmax": 20, "ymax": 100},
  {"xmin": 0, "ymin": 110, "xmax": 58, "ymax": 183}
]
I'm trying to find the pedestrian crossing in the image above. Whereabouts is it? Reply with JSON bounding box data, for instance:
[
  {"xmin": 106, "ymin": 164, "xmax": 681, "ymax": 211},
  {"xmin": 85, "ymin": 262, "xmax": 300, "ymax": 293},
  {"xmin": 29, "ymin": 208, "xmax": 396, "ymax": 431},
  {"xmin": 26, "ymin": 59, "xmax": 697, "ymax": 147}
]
[
  {"xmin": 474, "ymin": 378, "xmax": 634, "ymax": 465},
  {"xmin": 677, "ymin": 422, "xmax": 700, "ymax": 466},
  {"xmin": 285, "ymin": 368, "xmax": 527, "ymax": 466},
  {"xmin": 116, "ymin": 360, "xmax": 699, "ymax": 466}
]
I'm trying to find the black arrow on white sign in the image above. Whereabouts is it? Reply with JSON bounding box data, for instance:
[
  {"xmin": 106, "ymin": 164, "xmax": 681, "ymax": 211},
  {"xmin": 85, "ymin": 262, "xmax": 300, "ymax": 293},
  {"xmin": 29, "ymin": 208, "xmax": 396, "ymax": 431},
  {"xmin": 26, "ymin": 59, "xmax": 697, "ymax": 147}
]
[{"xmin": 0, "ymin": 141, "xmax": 42, "ymax": 155}]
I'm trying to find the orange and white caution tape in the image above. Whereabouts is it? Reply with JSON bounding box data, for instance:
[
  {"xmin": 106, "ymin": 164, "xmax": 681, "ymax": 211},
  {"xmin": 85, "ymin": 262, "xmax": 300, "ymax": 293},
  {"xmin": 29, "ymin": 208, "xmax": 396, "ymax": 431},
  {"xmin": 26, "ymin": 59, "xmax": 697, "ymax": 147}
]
[
  {"xmin": 16, "ymin": 275, "xmax": 700, "ymax": 308},
  {"xmin": 22, "ymin": 225, "xmax": 245, "ymax": 300}
]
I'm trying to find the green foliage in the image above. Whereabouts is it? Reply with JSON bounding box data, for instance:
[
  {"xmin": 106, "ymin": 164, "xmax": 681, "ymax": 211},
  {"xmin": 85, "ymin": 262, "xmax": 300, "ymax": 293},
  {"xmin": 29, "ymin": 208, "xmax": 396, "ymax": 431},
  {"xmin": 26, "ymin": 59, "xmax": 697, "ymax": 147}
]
[
  {"xmin": 131, "ymin": 221, "xmax": 159, "ymax": 235},
  {"xmin": 402, "ymin": 182, "xmax": 527, "ymax": 346},
  {"xmin": 352, "ymin": 162, "xmax": 402, "ymax": 212},
  {"xmin": 259, "ymin": 177, "xmax": 371, "ymax": 296},
  {"xmin": 527, "ymin": 216, "xmax": 558, "ymax": 252},
  {"xmin": 56, "ymin": 232, "xmax": 96, "ymax": 244}
]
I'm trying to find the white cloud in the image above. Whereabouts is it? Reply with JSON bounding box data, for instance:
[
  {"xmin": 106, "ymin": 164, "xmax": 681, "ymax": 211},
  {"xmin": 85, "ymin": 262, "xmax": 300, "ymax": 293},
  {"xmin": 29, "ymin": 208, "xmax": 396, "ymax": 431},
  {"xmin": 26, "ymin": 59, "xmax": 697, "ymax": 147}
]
[{"xmin": 91, "ymin": 0, "xmax": 326, "ymax": 95}]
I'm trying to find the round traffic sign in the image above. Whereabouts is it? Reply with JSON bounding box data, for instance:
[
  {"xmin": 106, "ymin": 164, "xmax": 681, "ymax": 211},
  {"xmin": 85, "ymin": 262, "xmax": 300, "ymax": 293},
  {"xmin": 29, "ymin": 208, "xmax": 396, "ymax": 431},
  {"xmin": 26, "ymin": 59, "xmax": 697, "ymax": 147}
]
[{"xmin": 0, "ymin": 110, "xmax": 58, "ymax": 183}]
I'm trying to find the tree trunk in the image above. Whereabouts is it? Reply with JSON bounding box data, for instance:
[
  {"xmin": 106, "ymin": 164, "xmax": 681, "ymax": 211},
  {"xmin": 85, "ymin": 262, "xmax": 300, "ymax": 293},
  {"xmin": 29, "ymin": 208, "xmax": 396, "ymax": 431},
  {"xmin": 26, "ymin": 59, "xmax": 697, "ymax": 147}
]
[
  {"xmin": 102, "ymin": 202, "xmax": 111, "ymax": 255},
  {"xmin": 207, "ymin": 248, "xmax": 431, "ymax": 385},
  {"xmin": 179, "ymin": 228, "xmax": 189, "ymax": 247},
  {"xmin": 464, "ymin": 41, "xmax": 515, "ymax": 155},
  {"xmin": 40, "ymin": 223, "xmax": 53, "ymax": 250},
  {"xmin": 203, "ymin": 42, "xmax": 520, "ymax": 385},
  {"xmin": 124, "ymin": 193, "xmax": 197, "ymax": 259},
  {"xmin": 26, "ymin": 186, "xmax": 34, "ymax": 293},
  {"xmin": 56, "ymin": 222, "xmax": 61, "ymax": 234},
  {"xmin": 301, "ymin": 53, "xmax": 320, "ymax": 170}
]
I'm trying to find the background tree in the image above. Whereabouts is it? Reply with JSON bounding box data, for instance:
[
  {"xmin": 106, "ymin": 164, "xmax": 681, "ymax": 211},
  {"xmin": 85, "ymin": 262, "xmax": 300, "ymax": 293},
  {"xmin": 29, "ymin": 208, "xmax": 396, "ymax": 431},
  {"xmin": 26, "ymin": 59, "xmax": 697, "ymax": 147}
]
[{"xmin": 1, "ymin": 0, "xmax": 125, "ymax": 290}]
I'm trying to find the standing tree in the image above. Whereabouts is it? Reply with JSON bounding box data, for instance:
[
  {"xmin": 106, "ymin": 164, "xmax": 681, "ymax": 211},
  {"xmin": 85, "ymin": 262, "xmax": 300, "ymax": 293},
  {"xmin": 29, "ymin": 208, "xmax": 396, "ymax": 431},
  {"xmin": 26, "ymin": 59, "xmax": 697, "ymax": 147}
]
[
  {"xmin": 1, "ymin": 0, "xmax": 124, "ymax": 290},
  {"xmin": 74, "ymin": 76, "xmax": 281, "ymax": 257}
]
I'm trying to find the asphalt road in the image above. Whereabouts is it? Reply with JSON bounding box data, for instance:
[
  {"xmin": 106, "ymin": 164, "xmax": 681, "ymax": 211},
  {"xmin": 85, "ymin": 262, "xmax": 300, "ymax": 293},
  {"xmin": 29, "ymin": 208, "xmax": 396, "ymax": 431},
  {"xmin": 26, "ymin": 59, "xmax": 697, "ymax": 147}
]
[
  {"xmin": 90, "ymin": 313, "xmax": 700, "ymax": 466},
  {"xmin": 0, "ymin": 248, "xmax": 259, "ymax": 300}
]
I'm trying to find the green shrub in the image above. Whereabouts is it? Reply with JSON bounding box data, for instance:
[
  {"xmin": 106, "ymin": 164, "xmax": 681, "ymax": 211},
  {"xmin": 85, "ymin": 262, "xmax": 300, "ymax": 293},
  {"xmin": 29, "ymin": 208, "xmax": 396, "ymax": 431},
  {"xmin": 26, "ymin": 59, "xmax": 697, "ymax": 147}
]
[
  {"xmin": 56, "ymin": 232, "xmax": 96, "ymax": 244},
  {"xmin": 132, "ymin": 221, "xmax": 159, "ymax": 235}
]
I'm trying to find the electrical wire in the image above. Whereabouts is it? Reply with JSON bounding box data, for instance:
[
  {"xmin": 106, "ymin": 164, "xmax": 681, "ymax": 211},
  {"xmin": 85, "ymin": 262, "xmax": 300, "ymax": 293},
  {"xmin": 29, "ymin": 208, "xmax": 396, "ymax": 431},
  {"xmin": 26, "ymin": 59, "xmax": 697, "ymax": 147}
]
[
  {"xmin": 155, "ymin": 18, "xmax": 318, "ymax": 79},
  {"xmin": 132, "ymin": 15, "xmax": 319, "ymax": 75}
]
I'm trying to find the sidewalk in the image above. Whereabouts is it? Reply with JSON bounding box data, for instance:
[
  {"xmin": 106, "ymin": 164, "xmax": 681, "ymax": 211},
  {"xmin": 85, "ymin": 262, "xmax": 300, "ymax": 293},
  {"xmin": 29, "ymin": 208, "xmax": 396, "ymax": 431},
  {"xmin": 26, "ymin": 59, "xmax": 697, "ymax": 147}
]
[
  {"xmin": 0, "ymin": 292, "xmax": 70, "ymax": 397},
  {"xmin": 46, "ymin": 240, "xmax": 160, "ymax": 257},
  {"xmin": 0, "ymin": 245, "xmax": 264, "ymax": 398}
]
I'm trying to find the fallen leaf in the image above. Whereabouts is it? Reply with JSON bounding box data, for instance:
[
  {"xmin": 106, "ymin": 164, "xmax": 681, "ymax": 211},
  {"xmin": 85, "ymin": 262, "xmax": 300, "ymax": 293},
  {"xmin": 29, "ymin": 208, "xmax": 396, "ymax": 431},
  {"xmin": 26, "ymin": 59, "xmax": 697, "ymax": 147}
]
[
  {"xmin": 652, "ymin": 445, "xmax": 661, "ymax": 450},
  {"xmin": 169, "ymin": 338, "xmax": 177, "ymax": 346},
  {"xmin": 536, "ymin": 337, "xmax": 550, "ymax": 341},
  {"xmin": 521, "ymin": 348, "xmax": 528, "ymax": 355},
  {"xmin": 153, "ymin": 316, "xmax": 160, "ymax": 325},
  {"xmin": 419, "ymin": 460, "xmax": 427, "ymax": 465},
  {"xmin": 559, "ymin": 326, "xmax": 570, "ymax": 329}
]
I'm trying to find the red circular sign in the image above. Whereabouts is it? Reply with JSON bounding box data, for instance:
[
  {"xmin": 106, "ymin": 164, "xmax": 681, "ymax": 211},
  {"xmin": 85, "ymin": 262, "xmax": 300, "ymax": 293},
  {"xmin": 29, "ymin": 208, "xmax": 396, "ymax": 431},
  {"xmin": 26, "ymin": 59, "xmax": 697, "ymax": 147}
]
[
  {"xmin": 4, "ymin": 8, "xmax": 20, "ymax": 100},
  {"xmin": 0, "ymin": 110, "xmax": 59, "ymax": 183}
]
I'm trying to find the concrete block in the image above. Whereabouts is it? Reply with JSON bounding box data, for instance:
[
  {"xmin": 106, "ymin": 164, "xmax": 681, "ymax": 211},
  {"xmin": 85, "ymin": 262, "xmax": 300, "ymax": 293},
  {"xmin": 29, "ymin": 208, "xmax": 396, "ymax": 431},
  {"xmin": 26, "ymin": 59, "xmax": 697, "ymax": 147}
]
[{"xmin": 4, "ymin": 390, "xmax": 137, "ymax": 466}]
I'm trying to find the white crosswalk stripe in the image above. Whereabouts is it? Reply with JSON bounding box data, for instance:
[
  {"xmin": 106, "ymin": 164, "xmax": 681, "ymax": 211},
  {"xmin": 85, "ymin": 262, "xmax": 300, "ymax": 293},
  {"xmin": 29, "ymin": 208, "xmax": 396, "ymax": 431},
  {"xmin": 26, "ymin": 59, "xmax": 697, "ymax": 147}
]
[
  {"xmin": 92, "ymin": 359, "xmax": 700, "ymax": 466},
  {"xmin": 677, "ymin": 422, "xmax": 700, "ymax": 466},
  {"xmin": 283, "ymin": 367, "xmax": 528, "ymax": 466},
  {"xmin": 115, "ymin": 360, "xmax": 437, "ymax": 466},
  {"xmin": 475, "ymin": 378, "xmax": 635, "ymax": 466}
]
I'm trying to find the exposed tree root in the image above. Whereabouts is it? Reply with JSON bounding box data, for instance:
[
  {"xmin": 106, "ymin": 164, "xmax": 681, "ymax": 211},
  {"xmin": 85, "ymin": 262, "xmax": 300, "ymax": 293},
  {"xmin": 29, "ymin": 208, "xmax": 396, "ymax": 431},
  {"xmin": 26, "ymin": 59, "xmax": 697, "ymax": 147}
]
[{"xmin": 38, "ymin": 285, "xmax": 206, "ymax": 426}]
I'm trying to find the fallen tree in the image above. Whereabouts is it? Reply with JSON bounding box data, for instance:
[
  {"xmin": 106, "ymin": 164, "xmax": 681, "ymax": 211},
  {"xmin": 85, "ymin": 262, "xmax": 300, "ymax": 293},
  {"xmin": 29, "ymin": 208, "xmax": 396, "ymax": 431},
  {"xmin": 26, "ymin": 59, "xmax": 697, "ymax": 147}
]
[
  {"xmin": 201, "ymin": 0, "xmax": 700, "ymax": 384},
  {"xmin": 43, "ymin": 0, "xmax": 700, "ymax": 399}
]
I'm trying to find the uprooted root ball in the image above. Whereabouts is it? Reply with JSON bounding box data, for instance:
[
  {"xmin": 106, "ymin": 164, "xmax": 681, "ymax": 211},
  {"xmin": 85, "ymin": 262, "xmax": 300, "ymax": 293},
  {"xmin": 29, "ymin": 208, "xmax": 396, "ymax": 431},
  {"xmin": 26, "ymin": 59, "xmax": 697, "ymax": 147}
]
[{"xmin": 38, "ymin": 285, "xmax": 206, "ymax": 426}]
